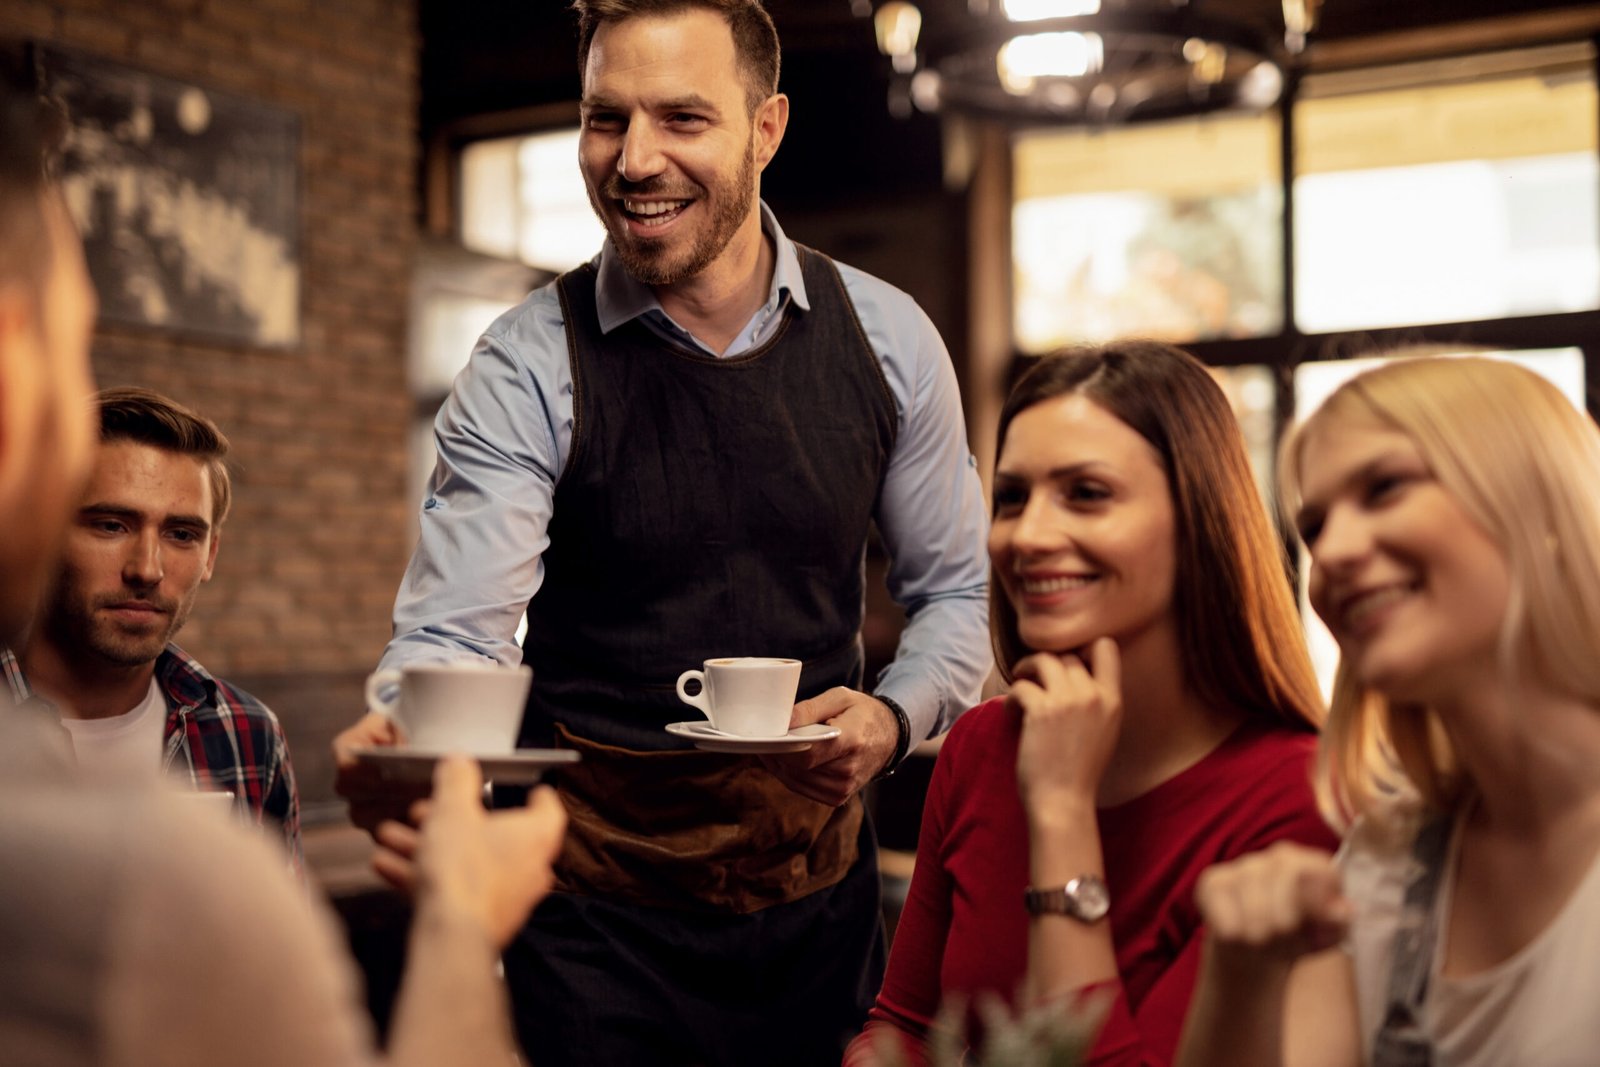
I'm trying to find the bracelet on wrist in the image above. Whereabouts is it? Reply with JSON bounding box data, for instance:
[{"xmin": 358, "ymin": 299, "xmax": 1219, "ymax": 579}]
[{"xmin": 873, "ymin": 695, "xmax": 912, "ymax": 780}]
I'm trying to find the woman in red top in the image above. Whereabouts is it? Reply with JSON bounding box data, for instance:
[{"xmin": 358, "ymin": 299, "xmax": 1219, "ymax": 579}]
[{"xmin": 846, "ymin": 342, "xmax": 1335, "ymax": 1067}]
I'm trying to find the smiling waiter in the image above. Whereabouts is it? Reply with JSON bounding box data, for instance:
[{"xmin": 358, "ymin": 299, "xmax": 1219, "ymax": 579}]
[{"xmin": 333, "ymin": 2, "xmax": 989, "ymax": 1063}]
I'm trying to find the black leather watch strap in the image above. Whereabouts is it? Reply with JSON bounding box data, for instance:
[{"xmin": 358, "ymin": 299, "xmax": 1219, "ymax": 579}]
[{"xmin": 872, "ymin": 694, "xmax": 912, "ymax": 780}]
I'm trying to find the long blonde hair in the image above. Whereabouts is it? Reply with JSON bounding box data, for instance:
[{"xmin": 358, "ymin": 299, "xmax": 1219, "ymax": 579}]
[{"xmin": 1280, "ymin": 356, "xmax": 1600, "ymax": 830}]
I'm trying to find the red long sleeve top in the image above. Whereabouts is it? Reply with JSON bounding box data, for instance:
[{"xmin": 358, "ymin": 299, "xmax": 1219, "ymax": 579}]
[{"xmin": 845, "ymin": 696, "xmax": 1337, "ymax": 1067}]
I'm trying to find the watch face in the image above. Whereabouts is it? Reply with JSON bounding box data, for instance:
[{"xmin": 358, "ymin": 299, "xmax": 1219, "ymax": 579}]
[
  {"xmin": 1025, "ymin": 876, "xmax": 1111, "ymax": 922},
  {"xmin": 1068, "ymin": 875, "xmax": 1110, "ymax": 922}
]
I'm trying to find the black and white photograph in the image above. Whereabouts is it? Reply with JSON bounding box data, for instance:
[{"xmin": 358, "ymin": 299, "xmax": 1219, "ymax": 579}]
[{"xmin": 41, "ymin": 45, "xmax": 300, "ymax": 346}]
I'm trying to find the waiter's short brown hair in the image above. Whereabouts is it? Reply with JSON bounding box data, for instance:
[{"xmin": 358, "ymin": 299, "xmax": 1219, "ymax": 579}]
[{"xmin": 571, "ymin": 0, "xmax": 781, "ymax": 115}]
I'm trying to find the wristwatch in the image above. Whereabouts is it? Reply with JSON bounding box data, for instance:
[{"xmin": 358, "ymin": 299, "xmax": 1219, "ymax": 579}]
[{"xmin": 1024, "ymin": 875, "xmax": 1111, "ymax": 923}]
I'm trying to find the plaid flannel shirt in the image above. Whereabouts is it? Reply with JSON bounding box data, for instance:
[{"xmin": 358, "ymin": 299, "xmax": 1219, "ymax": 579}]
[{"xmin": 1, "ymin": 644, "xmax": 303, "ymax": 872}]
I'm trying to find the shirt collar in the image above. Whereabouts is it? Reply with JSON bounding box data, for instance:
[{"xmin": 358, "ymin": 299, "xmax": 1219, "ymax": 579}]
[
  {"xmin": 153, "ymin": 644, "xmax": 217, "ymax": 711},
  {"xmin": 593, "ymin": 199, "xmax": 810, "ymax": 335},
  {"xmin": 0, "ymin": 644, "xmax": 213, "ymax": 715}
]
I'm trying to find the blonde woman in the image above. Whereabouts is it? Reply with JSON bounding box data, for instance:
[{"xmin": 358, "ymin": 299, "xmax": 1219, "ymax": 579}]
[{"xmin": 1179, "ymin": 356, "xmax": 1600, "ymax": 1067}]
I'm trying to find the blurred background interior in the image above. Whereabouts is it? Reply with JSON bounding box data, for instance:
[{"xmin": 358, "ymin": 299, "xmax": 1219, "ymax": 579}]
[{"xmin": 10, "ymin": 0, "xmax": 1600, "ymax": 1030}]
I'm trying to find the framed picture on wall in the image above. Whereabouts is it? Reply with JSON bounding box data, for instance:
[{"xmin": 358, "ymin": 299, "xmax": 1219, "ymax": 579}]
[{"xmin": 37, "ymin": 45, "xmax": 300, "ymax": 348}]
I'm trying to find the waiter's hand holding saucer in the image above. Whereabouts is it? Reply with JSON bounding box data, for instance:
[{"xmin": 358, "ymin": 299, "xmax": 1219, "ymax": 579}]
[
  {"xmin": 334, "ymin": 661, "xmax": 533, "ymax": 832},
  {"xmin": 761, "ymin": 688, "xmax": 902, "ymax": 807}
]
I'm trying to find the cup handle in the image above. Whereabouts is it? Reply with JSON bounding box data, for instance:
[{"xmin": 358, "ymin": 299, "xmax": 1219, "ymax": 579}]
[
  {"xmin": 364, "ymin": 668, "xmax": 403, "ymax": 716},
  {"xmin": 676, "ymin": 669, "xmax": 712, "ymax": 722}
]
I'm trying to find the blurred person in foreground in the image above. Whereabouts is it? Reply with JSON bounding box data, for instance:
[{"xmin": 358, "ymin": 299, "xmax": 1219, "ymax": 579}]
[
  {"xmin": 848, "ymin": 343, "xmax": 1336, "ymax": 1066},
  {"xmin": 4, "ymin": 387, "xmax": 303, "ymax": 869},
  {"xmin": 1178, "ymin": 356, "xmax": 1600, "ymax": 1067},
  {"xmin": 333, "ymin": 1, "xmax": 990, "ymax": 1063},
  {"xmin": 0, "ymin": 47, "xmax": 566, "ymax": 1067}
]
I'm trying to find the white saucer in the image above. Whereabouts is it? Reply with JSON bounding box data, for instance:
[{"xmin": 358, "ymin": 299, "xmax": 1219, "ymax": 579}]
[
  {"xmin": 352, "ymin": 747, "xmax": 580, "ymax": 786},
  {"xmin": 664, "ymin": 721, "xmax": 841, "ymax": 754}
]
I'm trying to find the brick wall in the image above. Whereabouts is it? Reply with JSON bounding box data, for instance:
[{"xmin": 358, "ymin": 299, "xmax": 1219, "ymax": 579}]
[{"xmin": 2, "ymin": 0, "xmax": 420, "ymax": 815}]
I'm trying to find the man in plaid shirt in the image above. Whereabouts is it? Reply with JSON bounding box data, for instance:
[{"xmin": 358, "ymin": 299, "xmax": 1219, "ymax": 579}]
[{"xmin": 4, "ymin": 387, "xmax": 301, "ymax": 866}]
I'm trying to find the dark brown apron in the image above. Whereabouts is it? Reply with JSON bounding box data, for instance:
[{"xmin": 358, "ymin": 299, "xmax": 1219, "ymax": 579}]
[{"xmin": 549, "ymin": 723, "xmax": 862, "ymax": 914}]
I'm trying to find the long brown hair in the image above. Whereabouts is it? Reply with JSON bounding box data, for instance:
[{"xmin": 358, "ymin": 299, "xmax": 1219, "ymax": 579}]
[{"xmin": 991, "ymin": 341, "xmax": 1323, "ymax": 731}]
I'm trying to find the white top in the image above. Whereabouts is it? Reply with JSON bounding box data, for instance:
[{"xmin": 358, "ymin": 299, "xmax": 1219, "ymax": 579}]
[
  {"xmin": 0, "ymin": 776, "xmax": 372, "ymax": 1067},
  {"xmin": 59, "ymin": 678, "xmax": 166, "ymax": 783},
  {"xmin": 1342, "ymin": 813, "xmax": 1600, "ymax": 1066}
]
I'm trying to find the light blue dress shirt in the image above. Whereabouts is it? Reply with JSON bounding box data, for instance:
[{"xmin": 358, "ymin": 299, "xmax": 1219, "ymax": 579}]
[{"xmin": 382, "ymin": 203, "xmax": 991, "ymax": 744}]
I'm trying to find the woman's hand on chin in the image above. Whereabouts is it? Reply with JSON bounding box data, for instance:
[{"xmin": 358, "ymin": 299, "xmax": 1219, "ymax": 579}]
[{"xmin": 1012, "ymin": 636, "xmax": 1123, "ymax": 824}]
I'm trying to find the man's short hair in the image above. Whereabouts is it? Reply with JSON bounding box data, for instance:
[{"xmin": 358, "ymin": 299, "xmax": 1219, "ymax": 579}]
[
  {"xmin": 96, "ymin": 387, "xmax": 233, "ymax": 527},
  {"xmin": 571, "ymin": 0, "xmax": 781, "ymax": 115},
  {"xmin": 0, "ymin": 42, "xmax": 67, "ymax": 301}
]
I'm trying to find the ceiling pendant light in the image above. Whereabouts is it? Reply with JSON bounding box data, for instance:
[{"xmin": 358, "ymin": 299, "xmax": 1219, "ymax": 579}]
[{"xmin": 868, "ymin": 0, "xmax": 1314, "ymax": 125}]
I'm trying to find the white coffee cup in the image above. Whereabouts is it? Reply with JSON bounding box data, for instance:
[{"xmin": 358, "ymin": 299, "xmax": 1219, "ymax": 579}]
[
  {"xmin": 364, "ymin": 662, "xmax": 533, "ymax": 754},
  {"xmin": 675, "ymin": 657, "xmax": 801, "ymax": 737}
]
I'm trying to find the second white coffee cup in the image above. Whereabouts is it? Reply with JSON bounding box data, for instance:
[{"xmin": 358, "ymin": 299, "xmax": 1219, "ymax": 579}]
[
  {"xmin": 675, "ymin": 657, "xmax": 801, "ymax": 737},
  {"xmin": 365, "ymin": 662, "xmax": 532, "ymax": 753}
]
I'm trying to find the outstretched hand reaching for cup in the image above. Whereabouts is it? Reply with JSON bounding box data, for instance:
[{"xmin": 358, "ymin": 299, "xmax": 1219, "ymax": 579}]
[{"xmin": 372, "ymin": 756, "xmax": 567, "ymax": 949}]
